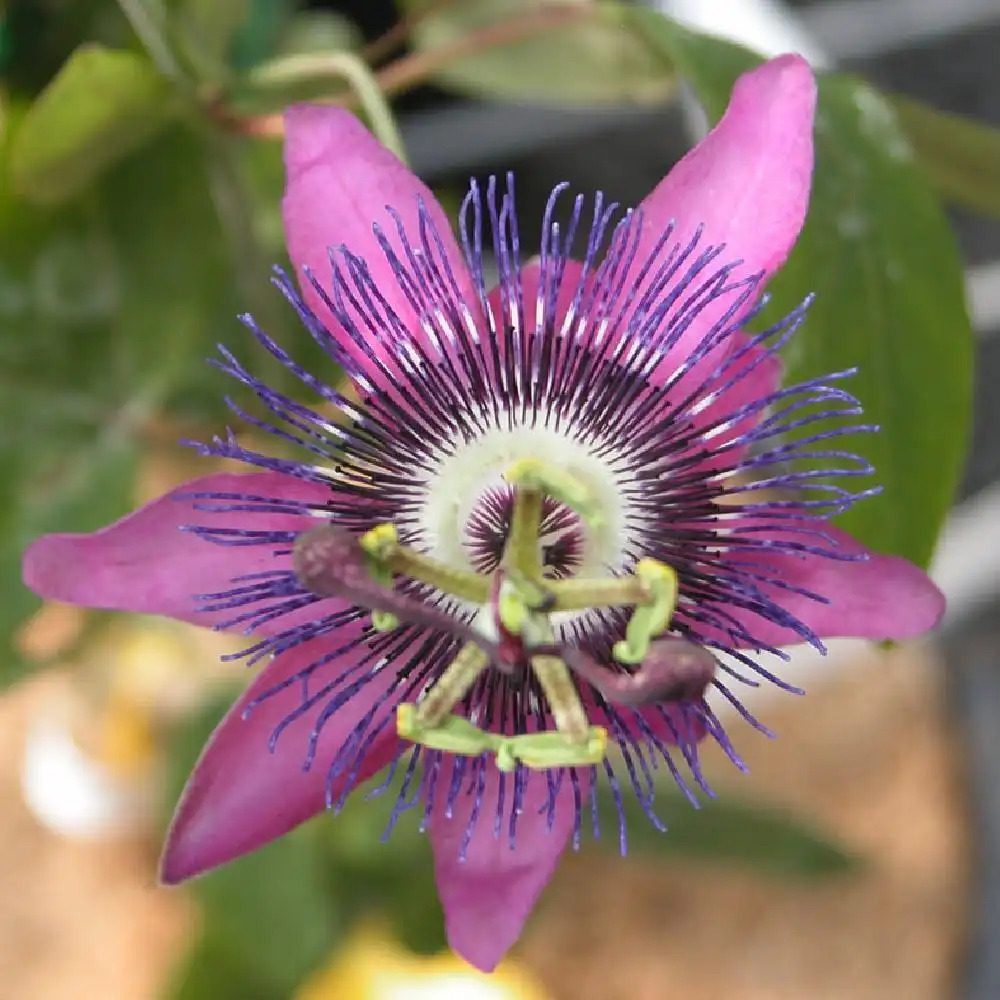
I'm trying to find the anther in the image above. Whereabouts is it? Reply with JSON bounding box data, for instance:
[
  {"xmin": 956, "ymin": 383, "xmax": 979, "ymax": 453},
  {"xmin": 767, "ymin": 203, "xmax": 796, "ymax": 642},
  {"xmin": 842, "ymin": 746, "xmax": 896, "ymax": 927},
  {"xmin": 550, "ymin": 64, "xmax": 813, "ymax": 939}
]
[
  {"xmin": 563, "ymin": 637, "xmax": 717, "ymax": 706},
  {"xmin": 613, "ymin": 559, "xmax": 679, "ymax": 664},
  {"xmin": 293, "ymin": 523, "xmax": 498, "ymax": 649}
]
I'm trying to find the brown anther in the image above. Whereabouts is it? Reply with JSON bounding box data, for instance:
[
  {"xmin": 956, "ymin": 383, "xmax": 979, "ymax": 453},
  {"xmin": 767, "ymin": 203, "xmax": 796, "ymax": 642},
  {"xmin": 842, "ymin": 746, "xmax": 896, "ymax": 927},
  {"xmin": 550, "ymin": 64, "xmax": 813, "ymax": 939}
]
[
  {"xmin": 292, "ymin": 523, "xmax": 368, "ymax": 598},
  {"xmin": 292, "ymin": 523, "xmax": 503, "ymax": 659},
  {"xmin": 562, "ymin": 637, "xmax": 717, "ymax": 707}
]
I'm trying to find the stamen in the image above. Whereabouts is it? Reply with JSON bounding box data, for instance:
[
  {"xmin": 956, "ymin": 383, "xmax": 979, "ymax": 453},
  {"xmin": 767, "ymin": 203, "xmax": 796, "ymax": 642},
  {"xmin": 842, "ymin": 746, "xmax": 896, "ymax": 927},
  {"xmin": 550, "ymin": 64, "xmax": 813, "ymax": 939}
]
[
  {"xmin": 395, "ymin": 705, "xmax": 607, "ymax": 772},
  {"xmin": 613, "ymin": 559, "xmax": 679, "ymax": 665},
  {"xmin": 548, "ymin": 574, "xmax": 650, "ymax": 612},
  {"xmin": 531, "ymin": 654, "xmax": 590, "ymax": 742},
  {"xmin": 359, "ymin": 472, "xmax": 686, "ymax": 771},
  {"xmin": 291, "ymin": 524, "xmax": 496, "ymax": 652},
  {"xmin": 411, "ymin": 643, "xmax": 490, "ymax": 727},
  {"xmin": 563, "ymin": 639, "xmax": 717, "ymax": 706},
  {"xmin": 495, "ymin": 727, "xmax": 608, "ymax": 771},
  {"xmin": 360, "ymin": 523, "xmax": 489, "ymax": 604}
]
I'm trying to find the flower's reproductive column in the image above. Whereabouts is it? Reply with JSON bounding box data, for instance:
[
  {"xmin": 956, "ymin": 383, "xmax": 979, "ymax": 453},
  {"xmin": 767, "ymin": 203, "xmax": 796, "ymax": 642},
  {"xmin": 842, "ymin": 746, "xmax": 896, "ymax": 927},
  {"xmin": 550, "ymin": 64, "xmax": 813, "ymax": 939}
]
[{"xmin": 294, "ymin": 457, "xmax": 680, "ymax": 772}]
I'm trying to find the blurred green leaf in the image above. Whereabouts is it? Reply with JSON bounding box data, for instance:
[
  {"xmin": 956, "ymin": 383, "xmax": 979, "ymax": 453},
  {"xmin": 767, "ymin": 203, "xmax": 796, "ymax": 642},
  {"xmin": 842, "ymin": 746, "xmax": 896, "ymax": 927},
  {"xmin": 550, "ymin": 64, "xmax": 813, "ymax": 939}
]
[
  {"xmin": 191, "ymin": 828, "xmax": 341, "ymax": 990},
  {"xmin": 165, "ymin": 929, "xmax": 276, "ymax": 1000},
  {"xmin": 405, "ymin": 0, "xmax": 676, "ymax": 105},
  {"xmin": 240, "ymin": 51, "xmax": 407, "ymax": 161},
  {"xmin": 630, "ymin": 13, "xmax": 973, "ymax": 570},
  {"xmin": 230, "ymin": 0, "xmax": 299, "ymax": 70},
  {"xmin": 0, "ymin": 105, "xmax": 142, "ymax": 683},
  {"xmin": 101, "ymin": 126, "xmax": 239, "ymax": 402},
  {"xmin": 162, "ymin": 695, "xmax": 233, "ymax": 806},
  {"xmin": 890, "ymin": 94, "xmax": 1000, "ymax": 221},
  {"xmin": 311, "ymin": 779, "xmax": 447, "ymax": 956},
  {"xmin": 275, "ymin": 8, "xmax": 363, "ymax": 59},
  {"xmin": 597, "ymin": 785, "xmax": 859, "ymax": 879},
  {"xmin": 10, "ymin": 44, "xmax": 178, "ymax": 205},
  {"xmin": 2, "ymin": 437, "xmax": 138, "ymax": 684},
  {"xmin": 168, "ymin": 0, "xmax": 251, "ymax": 83}
]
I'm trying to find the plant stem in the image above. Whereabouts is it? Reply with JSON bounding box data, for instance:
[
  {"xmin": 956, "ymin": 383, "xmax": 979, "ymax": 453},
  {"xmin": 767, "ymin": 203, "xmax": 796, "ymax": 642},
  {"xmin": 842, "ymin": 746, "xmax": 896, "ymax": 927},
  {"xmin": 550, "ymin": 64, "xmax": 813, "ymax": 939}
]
[
  {"xmin": 224, "ymin": 3, "xmax": 593, "ymax": 140},
  {"xmin": 361, "ymin": 0, "xmax": 460, "ymax": 67},
  {"xmin": 115, "ymin": 0, "xmax": 189, "ymax": 88},
  {"xmin": 244, "ymin": 52, "xmax": 408, "ymax": 160}
]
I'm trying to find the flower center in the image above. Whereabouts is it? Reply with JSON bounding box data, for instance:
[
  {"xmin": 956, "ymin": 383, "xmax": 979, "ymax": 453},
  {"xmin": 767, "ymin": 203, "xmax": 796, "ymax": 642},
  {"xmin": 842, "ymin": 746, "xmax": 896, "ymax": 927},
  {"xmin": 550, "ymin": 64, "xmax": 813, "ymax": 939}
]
[
  {"xmin": 419, "ymin": 424, "xmax": 629, "ymax": 581},
  {"xmin": 464, "ymin": 484, "xmax": 584, "ymax": 580},
  {"xmin": 293, "ymin": 458, "xmax": 696, "ymax": 773}
]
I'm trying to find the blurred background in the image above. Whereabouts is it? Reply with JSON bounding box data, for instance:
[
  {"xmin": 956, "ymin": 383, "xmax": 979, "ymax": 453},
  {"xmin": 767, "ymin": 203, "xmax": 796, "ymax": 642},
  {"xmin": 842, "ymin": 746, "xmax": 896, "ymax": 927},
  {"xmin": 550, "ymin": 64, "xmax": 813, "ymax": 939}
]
[{"xmin": 1, "ymin": 0, "xmax": 998, "ymax": 998}]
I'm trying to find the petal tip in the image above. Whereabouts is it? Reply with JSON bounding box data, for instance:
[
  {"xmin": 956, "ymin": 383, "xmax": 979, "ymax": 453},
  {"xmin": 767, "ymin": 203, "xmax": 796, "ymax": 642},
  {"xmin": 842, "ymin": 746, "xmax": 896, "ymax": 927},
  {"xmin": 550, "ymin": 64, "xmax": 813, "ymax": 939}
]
[
  {"xmin": 282, "ymin": 104, "xmax": 390, "ymax": 180},
  {"xmin": 905, "ymin": 570, "xmax": 947, "ymax": 636},
  {"xmin": 742, "ymin": 52, "xmax": 816, "ymax": 99},
  {"xmin": 157, "ymin": 849, "xmax": 192, "ymax": 887},
  {"xmin": 21, "ymin": 533, "xmax": 73, "ymax": 601},
  {"xmin": 444, "ymin": 928, "xmax": 503, "ymax": 974}
]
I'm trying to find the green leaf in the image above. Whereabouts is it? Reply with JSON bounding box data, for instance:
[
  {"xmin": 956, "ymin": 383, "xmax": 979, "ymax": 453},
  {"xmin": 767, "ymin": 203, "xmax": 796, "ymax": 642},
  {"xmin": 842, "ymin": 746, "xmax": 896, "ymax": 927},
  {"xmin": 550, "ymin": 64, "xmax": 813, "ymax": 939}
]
[
  {"xmin": 630, "ymin": 13, "xmax": 973, "ymax": 569},
  {"xmin": 10, "ymin": 44, "xmax": 178, "ymax": 205},
  {"xmin": 405, "ymin": 0, "xmax": 676, "ymax": 105},
  {"xmin": 167, "ymin": 0, "xmax": 251, "ymax": 83},
  {"xmin": 0, "ymin": 108, "xmax": 142, "ymax": 684},
  {"xmin": 1, "ymin": 435, "xmax": 139, "ymax": 685},
  {"xmin": 165, "ymin": 929, "xmax": 277, "ymax": 1000},
  {"xmin": 192, "ymin": 828, "xmax": 341, "ymax": 990},
  {"xmin": 100, "ymin": 126, "xmax": 238, "ymax": 402},
  {"xmin": 312, "ymin": 783, "xmax": 448, "ymax": 956},
  {"xmin": 275, "ymin": 9, "xmax": 363, "ymax": 59},
  {"xmin": 241, "ymin": 51, "xmax": 407, "ymax": 161},
  {"xmin": 596, "ymin": 786, "xmax": 859, "ymax": 879},
  {"xmin": 890, "ymin": 94, "xmax": 1000, "ymax": 221}
]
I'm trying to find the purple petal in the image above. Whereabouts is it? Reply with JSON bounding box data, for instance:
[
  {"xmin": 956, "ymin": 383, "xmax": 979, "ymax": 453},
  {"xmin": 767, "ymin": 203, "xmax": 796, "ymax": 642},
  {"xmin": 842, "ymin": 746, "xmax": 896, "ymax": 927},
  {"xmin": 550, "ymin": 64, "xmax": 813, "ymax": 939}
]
[
  {"xmin": 728, "ymin": 520, "xmax": 945, "ymax": 648},
  {"xmin": 634, "ymin": 55, "xmax": 815, "ymax": 377},
  {"xmin": 428, "ymin": 763, "xmax": 585, "ymax": 971},
  {"xmin": 22, "ymin": 473, "xmax": 329, "ymax": 632},
  {"xmin": 692, "ymin": 331, "xmax": 784, "ymax": 468},
  {"xmin": 282, "ymin": 106, "xmax": 481, "ymax": 378},
  {"xmin": 160, "ymin": 624, "xmax": 398, "ymax": 883}
]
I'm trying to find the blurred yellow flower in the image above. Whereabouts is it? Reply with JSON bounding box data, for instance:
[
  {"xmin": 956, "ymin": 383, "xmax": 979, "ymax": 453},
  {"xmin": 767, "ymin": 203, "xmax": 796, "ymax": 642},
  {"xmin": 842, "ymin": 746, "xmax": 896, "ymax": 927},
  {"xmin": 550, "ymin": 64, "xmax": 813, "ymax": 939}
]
[{"xmin": 296, "ymin": 927, "xmax": 551, "ymax": 1000}]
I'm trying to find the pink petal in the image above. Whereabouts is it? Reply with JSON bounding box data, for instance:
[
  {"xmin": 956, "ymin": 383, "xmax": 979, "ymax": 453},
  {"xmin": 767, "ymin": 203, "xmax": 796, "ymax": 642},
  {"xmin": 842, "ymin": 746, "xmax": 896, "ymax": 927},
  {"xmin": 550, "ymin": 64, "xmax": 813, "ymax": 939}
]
[
  {"xmin": 428, "ymin": 763, "xmax": 586, "ymax": 971},
  {"xmin": 691, "ymin": 331, "xmax": 784, "ymax": 470},
  {"xmin": 724, "ymin": 520, "xmax": 945, "ymax": 649},
  {"xmin": 282, "ymin": 106, "xmax": 481, "ymax": 382},
  {"xmin": 161, "ymin": 625, "xmax": 399, "ymax": 883},
  {"xmin": 628, "ymin": 55, "xmax": 815, "ymax": 380},
  {"xmin": 22, "ymin": 473, "xmax": 328, "ymax": 633},
  {"xmin": 486, "ymin": 258, "xmax": 585, "ymax": 332}
]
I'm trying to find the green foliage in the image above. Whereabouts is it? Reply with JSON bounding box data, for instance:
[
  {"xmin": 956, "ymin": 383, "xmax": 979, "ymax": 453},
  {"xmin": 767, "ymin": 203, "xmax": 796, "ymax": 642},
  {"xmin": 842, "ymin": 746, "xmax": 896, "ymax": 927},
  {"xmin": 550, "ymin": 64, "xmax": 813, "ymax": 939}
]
[
  {"xmin": 166, "ymin": 0, "xmax": 251, "ymax": 83},
  {"xmin": 596, "ymin": 785, "xmax": 859, "ymax": 879},
  {"xmin": 166, "ymin": 932, "xmax": 276, "ymax": 1000},
  {"xmin": 891, "ymin": 94, "xmax": 1000, "ymax": 221},
  {"xmin": 404, "ymin": 0, "xmax": 677, "ymax": 105},
  {"xmin": 10, "ymin": 44, "xmax": 179, "ymax": 205},
  {"xmin": 631, "ymin": 12, "xmax": 973, "ymax": 570},
  {"xmin": 274, "ymin": 8, "xmax": 364, "ymax": 60}
]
